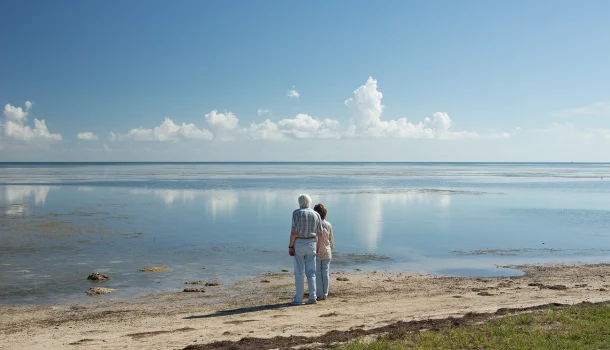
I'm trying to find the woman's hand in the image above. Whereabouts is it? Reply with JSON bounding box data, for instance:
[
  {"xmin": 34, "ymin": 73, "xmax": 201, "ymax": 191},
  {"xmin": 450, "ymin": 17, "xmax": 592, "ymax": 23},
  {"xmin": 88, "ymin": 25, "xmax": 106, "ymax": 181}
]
[{"xmin": 288, "ymin": 246, "xmax": 295, "ymax": 256}]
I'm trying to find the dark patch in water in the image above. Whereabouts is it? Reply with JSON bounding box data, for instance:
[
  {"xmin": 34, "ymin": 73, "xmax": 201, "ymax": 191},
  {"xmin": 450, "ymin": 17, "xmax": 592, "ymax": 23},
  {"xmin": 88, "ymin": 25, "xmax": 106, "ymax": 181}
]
[{"xmin": 435, "ymin": 267, "xmax": 524, "ymax": 277}]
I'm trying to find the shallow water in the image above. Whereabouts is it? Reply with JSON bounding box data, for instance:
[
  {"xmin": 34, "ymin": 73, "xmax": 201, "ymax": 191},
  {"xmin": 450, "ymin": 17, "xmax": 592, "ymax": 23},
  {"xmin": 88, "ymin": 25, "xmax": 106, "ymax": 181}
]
[{"xmin": 1, "ymin": 162, "xmax": 609, "ymax": 304}]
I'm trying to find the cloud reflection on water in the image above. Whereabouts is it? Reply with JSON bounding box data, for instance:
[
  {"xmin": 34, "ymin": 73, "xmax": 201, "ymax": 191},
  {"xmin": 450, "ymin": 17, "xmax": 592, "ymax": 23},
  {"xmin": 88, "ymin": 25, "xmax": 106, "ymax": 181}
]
[
  {"xmin": 128, "ymin": 188, "xmax": 239, "ymax": 219},
  {"xmin": 325, "ymin": 192, "xmax": 452, "ymax": 251},
  {"xmin": 0, "ymin": 185, "xmax": 52, "ymax": 215},
  {"xmin": 129, "ymin": 188, "xmax": 197, "ymax": 205}
]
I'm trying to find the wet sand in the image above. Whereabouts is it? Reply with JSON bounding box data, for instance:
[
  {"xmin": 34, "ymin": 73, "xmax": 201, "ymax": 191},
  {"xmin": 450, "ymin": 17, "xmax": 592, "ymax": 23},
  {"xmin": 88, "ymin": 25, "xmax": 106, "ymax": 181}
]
[{"xmin": 1, "ymin": 264, "xmax": 610, "ymax": 349}]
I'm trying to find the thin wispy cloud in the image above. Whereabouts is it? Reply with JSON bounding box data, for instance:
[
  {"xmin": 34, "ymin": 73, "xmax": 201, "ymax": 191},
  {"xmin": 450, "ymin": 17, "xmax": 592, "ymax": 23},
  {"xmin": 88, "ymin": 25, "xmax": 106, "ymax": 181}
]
[
  {"xmin": 257, "ymin": 108, "xmax": 271, "ymax": 117},
  {"xmin": 550, "ymin": 102, "xmax": 610, "ymax": 119}
]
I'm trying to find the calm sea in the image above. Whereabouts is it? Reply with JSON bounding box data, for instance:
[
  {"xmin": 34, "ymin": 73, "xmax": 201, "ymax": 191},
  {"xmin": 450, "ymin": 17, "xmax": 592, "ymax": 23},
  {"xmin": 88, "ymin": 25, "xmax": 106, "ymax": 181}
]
[{"xmin": 1, "ymin": 162, "xmax": 610, "ymax": 304}]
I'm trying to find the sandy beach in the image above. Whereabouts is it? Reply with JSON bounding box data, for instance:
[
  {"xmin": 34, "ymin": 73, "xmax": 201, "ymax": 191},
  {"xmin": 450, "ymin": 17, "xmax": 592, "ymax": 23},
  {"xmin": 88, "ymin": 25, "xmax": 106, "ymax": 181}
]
[{"xmin": 1, "ymin": 263, "xmax": 610, "ymax": 349}]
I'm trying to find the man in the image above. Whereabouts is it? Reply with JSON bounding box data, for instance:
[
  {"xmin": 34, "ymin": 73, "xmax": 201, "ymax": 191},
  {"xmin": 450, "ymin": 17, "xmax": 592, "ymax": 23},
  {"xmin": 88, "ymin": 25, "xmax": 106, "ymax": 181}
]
[{"xmin": 288, "ymin": 194, "xmax": 322, "ymax": 305}]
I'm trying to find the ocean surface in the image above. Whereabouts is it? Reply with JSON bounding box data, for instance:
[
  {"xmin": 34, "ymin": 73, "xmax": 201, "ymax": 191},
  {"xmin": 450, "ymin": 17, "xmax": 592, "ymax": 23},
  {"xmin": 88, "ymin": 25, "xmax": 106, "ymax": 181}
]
[{"xmin": 1, "ymin": 162, "xmax": 610, "ymax": 305}]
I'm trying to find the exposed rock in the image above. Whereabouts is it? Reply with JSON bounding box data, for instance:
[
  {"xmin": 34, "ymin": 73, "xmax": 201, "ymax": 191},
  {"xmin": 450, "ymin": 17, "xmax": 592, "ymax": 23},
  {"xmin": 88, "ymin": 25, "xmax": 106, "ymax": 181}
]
[
  {"xmin": 336, "ymin": 277, "xmax": 349, "ymax": 282},
  {"xmin": 87, "ymin": 272, "xmax": 110, "ymax": 282},
  {"xmin": 281, "ymin": 269, "xmax": 290, "ymax": 272},
  {"xmin": 260, "ymin": 280, "xmax": 270, "ymax": 283},
  {"xmin": 183, "ymin": 288, "xmax": 204, "ymax": 293},
  {"xmin": 477, "ymin": 291, "xmax": 493, "ymax": 296},
  {"xmin": 139, "ymin": 266, "xmax": 172, "ymax": 273},
  {"xmin": 86, "ymin": 287, "xmax": 115, "ymax": 296},
  {"xmin": 544, "ymin": 284, "xmax": 568, "ymax": 290},
  {"xmin": 184, "ymin": 281, "xmax": 205, "ymax": 285},
  {"xmin": 205, "ymin": 282, "xmax": 221, "ymax": 287}
]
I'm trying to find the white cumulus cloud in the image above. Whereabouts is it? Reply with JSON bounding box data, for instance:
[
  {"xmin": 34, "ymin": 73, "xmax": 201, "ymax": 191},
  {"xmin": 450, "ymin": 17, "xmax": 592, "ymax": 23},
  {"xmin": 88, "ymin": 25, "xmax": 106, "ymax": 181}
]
[
  {"xmin": 278, "ymin": 114, "xmax": 340, "ymax": 139},
  {"xmin": 243, "ymin": 119, "xmax": 284, "ymax": 140},
  {"xmin": 121, "ymin": 117, "xmax": 213, "ymax": 142},
  {"xmin": 287, "ymin": 87, "xmax": 300, "ymax": 99},
  {"xmin": 4, "ymin": 102, "xmax": 30, "ymax": 122},
  {"xmin": 204, "ymin": 110, "xmax": 240, "ymax": 140},
  {"xmin": 2, "ymin": 102, "xmax": 62, "ymax": 142},
  {"xmin": 111, "ymin": 77, "xmax": 509, "ymax": 145},
  {"xmin": 77, "ymin": 132, "xmax": 98, "ymax": 141},
  {"xmin": 242, "ymin": 114, "xmax": 340, "ymax": 140},
  {"xmin": 344, "ymin": 77, "xmax": 505, "ymax": 140},
  {"xmin": 205, "ymin": 110, "xmax": 239, "ymax": 130},
  {"xmin": 345, "ymin": 77, "xmax": 384, "ymax": 132}
]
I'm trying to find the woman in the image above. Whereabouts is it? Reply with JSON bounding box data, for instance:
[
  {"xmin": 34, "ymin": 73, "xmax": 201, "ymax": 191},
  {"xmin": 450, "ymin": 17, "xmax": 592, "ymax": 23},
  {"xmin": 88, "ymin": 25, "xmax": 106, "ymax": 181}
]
[{"xmin": 314, "ymin": 203, "xmax": 334, "ymax": 301}]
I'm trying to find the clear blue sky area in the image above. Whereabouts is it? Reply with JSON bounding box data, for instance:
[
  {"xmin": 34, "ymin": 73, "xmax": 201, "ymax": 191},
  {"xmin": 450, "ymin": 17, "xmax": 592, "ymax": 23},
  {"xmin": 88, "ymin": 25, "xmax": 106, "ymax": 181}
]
[{"xmin": 1, "ymin": 0, "xmax": 609, "ymax": 161}]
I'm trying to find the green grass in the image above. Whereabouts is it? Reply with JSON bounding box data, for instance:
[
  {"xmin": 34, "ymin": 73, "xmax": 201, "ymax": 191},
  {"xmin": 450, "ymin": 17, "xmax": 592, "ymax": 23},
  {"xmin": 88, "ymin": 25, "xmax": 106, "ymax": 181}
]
[{"xmin": 335, "ymin": 304, "xmax": 610, "ymax": 350}]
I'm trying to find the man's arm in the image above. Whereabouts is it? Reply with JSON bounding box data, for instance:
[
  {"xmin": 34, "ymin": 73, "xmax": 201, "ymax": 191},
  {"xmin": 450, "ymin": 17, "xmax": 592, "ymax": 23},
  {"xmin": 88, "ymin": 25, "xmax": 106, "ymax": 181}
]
[
  {"xmin": 289, "ymin": 211, "xmax": 297, "ymax": 255},
  {"xmin": 289, "ymin": 228, "xmax": 297, "ymax": 256},
  {"xmin": 289, "ymin": 228, "xmax": 297, "ymax": 247}
]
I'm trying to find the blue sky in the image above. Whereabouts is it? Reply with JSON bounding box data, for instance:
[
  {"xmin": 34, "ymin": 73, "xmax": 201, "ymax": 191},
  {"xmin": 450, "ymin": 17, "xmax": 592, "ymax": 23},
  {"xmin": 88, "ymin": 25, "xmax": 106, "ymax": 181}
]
[{"xmin": 1, "ymin": 0, "xmax": 609, "ymax": 161}]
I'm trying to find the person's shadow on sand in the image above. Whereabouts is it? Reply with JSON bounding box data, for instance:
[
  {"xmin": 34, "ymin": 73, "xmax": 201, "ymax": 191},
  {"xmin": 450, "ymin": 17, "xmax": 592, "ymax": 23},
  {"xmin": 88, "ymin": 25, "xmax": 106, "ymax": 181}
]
[{"xmin": 183, "ymin": 302, "xmax": 294, "ymax": 319}]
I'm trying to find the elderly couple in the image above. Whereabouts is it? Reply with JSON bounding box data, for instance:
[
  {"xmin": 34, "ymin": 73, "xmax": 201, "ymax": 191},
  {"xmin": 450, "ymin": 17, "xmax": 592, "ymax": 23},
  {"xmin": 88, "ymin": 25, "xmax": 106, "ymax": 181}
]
[{"xmin": 288, "ymin": 194, "xmax": 335, "ymax": 305}]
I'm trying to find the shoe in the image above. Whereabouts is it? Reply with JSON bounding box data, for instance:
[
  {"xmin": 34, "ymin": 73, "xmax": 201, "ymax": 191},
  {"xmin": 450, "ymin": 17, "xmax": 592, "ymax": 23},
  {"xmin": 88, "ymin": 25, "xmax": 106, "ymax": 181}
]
[
  {"xmin": 317, "ymin": 297, "xmax": 326, "ymax": 301},
  {"xmin": 304, "ymin": 299, "xmax": 317, "ymax": 305},
  {"xmin": 290, "ymin": 301, "xmax": 302, "ymax": 306}
]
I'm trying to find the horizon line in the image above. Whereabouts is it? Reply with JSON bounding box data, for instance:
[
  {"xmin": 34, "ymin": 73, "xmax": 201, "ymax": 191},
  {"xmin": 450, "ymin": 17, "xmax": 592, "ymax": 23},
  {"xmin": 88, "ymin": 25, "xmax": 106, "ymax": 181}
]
[{"xmin": 0, "ymin": 161, "xmax": 608, "ymax": 165}]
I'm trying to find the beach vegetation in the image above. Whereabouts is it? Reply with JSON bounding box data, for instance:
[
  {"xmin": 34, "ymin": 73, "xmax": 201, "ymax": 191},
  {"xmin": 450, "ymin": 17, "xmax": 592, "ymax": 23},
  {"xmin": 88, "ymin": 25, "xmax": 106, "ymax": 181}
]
[{"xmin": 336, "ymin": 303, "xmax": 610, "ymax": 350}]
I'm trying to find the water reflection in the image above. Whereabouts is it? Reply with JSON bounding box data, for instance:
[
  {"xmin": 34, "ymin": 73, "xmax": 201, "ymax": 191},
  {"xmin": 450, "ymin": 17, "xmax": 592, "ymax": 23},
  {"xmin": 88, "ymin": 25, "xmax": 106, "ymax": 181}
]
[
  {"xmin": 0, "ymin": 185, "xmax": 52, "ymax": 215},
  {"xmin": 206, "ymin": 190, "xmax": 239, "ymax": 220},
  {"xmin": 346, "ymin": 193, "xmax": 452, "ymax": 250},
  {"xmin": 3, "ymin": 185, "xmax": 51, "ymax": 206},
  {"xmin": 129, "ymin": 188, "xmax": 197, "ymax": 205},
  {"xmin": 77, "ymin": 186, "xmax": 95, "ymax": 192},
  {"xmin": 127, "ymin": 188, "xmax": 240, "ymax": 219},
  {"xmin": 358, "ymin": 194, "xmax": 383, "ymax": 251}
]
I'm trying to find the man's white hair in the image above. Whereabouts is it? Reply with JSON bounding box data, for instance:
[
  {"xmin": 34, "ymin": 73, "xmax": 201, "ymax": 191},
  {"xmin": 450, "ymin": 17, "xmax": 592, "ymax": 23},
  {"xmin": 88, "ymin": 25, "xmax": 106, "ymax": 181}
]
[{"xmin": 298, "ymin": 194, "xmax": 312, "ymax": 208}]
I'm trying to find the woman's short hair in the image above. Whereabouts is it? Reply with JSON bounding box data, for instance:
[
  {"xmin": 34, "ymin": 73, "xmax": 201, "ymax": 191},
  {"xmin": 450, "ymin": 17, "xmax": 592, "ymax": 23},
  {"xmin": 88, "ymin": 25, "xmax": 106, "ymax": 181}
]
[
  {"xmin": 314, "ymin": 203, "xmax": 327, "ymax": 220},
  {"xmin": 298, "ymin": 194, "xmax": 312, "ymax": 208}
]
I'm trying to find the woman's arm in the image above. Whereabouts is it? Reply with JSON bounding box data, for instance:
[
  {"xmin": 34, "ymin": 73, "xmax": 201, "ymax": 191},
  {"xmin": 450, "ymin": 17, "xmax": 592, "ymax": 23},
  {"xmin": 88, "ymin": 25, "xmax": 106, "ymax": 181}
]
[{"xmin": 329, "ymin": 225, "xmax": 334, "ymax": 249}]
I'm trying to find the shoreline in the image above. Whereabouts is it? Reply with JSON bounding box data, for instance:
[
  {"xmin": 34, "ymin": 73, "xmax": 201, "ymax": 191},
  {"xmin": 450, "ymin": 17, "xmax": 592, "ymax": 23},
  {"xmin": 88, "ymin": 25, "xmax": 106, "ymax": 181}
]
[{"xmin": 2, "ymin": 263, "xmax": 610, "ymax": 349}]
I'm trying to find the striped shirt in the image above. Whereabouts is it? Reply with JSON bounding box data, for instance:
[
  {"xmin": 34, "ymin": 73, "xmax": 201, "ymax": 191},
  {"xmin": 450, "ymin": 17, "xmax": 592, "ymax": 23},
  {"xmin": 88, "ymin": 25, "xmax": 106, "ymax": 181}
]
[{"xmin": 291, "ymin": 207, "xmax": 322, "ymax": 238}]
